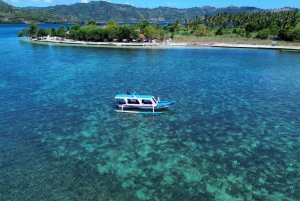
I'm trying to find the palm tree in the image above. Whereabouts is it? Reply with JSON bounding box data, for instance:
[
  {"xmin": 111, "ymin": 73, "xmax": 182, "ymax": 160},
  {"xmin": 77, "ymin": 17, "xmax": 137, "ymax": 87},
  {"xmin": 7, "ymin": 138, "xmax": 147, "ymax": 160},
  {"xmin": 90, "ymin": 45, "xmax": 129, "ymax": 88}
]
[
  {"xmin": 290, "ymin": 10, "xmax": 299, "ymax": 27},
  {"xmin": 184, "ymin": 19, "xmax": 189, "ymax": 32},
  {"xmin": 28, "ymin": 22, "xmax": 38, "ymax": 37},
  {"xmin": 173, "ymin": 19, "xmax": 182, "ymax": 32},
  {"xmin": 203, "ymin": 14, "xmax": 209, "ymax": 26}
]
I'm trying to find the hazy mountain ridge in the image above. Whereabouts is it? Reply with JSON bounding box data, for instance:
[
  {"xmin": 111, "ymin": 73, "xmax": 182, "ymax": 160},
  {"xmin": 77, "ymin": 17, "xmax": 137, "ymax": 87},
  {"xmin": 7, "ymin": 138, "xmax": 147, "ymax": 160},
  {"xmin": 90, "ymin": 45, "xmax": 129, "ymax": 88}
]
[
  {"xmin": 0, "ymin": 1, "xmax": 78, "ymax": 23},
  {"xmin": 0, "ymin": 0, "xmax": 297, "ymax": 23}
]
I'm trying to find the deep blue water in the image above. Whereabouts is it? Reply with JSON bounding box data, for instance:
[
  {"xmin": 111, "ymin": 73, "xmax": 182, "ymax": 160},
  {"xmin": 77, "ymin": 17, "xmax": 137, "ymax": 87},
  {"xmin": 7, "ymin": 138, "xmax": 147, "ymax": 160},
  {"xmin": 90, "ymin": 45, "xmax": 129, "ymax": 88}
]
[{"xmin": 1, "ymin": 24, "xmax": 300, "ymax": 200}]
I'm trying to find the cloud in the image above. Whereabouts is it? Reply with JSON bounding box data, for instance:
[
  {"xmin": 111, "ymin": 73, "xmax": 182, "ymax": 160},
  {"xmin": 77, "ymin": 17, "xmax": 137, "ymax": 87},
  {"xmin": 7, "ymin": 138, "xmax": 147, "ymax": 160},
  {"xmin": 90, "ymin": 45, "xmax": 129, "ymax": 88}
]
[
  {"xmin": 125, "ymin": 1, "xmax": 133, "ymax": 6},
  {"xmin": 166, "ymin": 2, "xmax": 179, "ymax": 7},
  {"xmin": 11, "ymin": 0, "xmax": 19, "ymax": 2},
  {"xmin": 82, "ymin": 0, "xmax": 89, "ymax": 3},
  {"xmin": 44, "ymin": 0, "xmax": 53, "ymax": 3}
]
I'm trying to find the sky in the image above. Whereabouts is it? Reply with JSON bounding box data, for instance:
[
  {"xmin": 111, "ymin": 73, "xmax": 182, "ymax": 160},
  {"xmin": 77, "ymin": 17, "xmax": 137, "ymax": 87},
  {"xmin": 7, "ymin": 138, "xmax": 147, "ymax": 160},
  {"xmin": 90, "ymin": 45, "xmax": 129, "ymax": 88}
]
[{"xmin": 3, "ymin": 0, "xmax": 300, "ymax": 9}]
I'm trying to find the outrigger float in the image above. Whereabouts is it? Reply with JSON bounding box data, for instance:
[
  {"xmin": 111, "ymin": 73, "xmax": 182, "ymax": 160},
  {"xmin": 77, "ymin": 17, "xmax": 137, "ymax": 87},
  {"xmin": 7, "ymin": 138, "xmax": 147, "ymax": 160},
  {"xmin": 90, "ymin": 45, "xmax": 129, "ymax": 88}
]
[{"xmin": 115, "ymin": 92, "xmax": 175, "ymax": 114}]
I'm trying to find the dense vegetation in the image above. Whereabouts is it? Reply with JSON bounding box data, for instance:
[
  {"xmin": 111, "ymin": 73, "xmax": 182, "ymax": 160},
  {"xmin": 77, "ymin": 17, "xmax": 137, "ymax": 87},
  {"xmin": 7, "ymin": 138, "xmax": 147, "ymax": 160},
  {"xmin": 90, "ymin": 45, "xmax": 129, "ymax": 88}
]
[
  {"xmin": 18, "ymin": 10, "xmax": 300, "ymax": 43},
  {"xmin": 201, "ymin": 10, "xmax": 300, "ymax": 41},
  {"xmin": 18, "ymin": 20, "xmax": 162, "ymax": 42}
]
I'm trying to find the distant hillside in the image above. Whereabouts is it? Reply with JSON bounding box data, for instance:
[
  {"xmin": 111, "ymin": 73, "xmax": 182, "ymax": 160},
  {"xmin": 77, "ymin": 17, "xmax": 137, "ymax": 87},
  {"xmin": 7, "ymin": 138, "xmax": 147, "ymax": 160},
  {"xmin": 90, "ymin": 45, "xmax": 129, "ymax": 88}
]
[
  {"xmin": 0, "ymin": 1, "xmax": 79, "ymax": 23},
  {"xmin": 20, "ymin": 2, "xmax": 267, "ymax": 23},
  {"xmin": 0, "ymin": 1, "xmax": 23, "ymax": 23},
  {"xmin": 0, "ymin": 1, "xmax": 297, "ymax": 24}
]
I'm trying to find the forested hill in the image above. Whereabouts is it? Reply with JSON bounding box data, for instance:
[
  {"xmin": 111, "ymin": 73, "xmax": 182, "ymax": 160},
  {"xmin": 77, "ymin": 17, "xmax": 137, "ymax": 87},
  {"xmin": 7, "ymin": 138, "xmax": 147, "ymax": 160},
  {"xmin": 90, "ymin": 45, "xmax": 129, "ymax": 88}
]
[
  {"xmin": 20, "ymin": 2, "xmax": 266, "ymax": 22},
  {"xmin": 0, "ymin": 1, "xmax": 78, "ymax": 23},
  {"xmin": 0, "ymin": 1, "xmax": 22, "ymax": 23},
  {"xmin": 0, "ymin": 0, "xmax": 297, "ymax": 24}
]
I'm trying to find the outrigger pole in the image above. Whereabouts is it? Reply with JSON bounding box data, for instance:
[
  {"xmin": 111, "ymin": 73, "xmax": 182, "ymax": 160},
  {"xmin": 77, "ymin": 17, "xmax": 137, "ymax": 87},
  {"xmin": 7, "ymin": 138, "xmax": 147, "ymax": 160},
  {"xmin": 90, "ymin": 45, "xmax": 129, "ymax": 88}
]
[
  {"xmin": 114, "ymin": 105, "xmax": 162, "ymax": 114},
  {"xmin": 114, "ymin": 110, "xmax": 162, "ymax": 114}
]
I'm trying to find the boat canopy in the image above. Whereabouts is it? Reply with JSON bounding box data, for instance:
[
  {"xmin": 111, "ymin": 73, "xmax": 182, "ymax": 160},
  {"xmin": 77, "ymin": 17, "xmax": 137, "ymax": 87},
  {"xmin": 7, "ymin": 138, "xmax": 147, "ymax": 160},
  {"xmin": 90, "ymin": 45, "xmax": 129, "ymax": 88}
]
[{"xmin": 115, "ymin": 93, "xmax": 153, "ymax": 100}]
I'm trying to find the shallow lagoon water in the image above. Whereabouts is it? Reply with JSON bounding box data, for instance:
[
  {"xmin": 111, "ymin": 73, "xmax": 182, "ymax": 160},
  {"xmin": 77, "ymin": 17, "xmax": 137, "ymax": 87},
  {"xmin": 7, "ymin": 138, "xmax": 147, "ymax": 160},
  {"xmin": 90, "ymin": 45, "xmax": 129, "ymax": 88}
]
[{"xmin": 1, "ymin": 24, "xmax": 300, "ymax": 200}]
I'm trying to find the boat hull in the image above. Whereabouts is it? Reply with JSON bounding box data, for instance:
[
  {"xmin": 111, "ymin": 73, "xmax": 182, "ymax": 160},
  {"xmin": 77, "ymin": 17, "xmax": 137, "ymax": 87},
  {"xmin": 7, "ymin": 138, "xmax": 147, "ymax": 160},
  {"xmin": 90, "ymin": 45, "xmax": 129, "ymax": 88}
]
[{"xmin": 116, "ymin": 100, "xmax": 175, "ymax": 110}]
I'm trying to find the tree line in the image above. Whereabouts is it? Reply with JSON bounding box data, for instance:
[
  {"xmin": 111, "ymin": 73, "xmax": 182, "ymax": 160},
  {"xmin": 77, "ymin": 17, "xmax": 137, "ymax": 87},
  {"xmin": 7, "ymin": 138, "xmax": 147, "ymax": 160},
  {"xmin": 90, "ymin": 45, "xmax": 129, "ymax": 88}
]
[
  {"xmin": 201, "ymin": 10, "xmax": 300, "ymax": 40},
  {"xmin": 18, "ymin": 20, "xmax": 157, "ymax": 42},
  {"xmin": 18, "ymin": 10, "xmax": 300, "ymax": 42},
  {"xmin": 17, "ymin": 16, "xmax": 206, "ymax": 42}
]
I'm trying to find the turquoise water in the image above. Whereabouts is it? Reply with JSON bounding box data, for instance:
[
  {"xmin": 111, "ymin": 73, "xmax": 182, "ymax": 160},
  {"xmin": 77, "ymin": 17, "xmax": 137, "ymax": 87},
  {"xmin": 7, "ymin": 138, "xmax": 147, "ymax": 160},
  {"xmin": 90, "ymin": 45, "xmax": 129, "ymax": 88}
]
[{"xmin": 1, "ymin": 24, "xmax": 300, "ymax": 200}]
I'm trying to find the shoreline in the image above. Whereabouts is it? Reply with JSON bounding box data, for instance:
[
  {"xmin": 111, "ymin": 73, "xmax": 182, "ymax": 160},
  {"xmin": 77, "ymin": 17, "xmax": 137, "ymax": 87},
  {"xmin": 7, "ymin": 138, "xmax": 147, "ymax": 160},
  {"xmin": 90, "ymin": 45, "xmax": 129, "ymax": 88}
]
[
  {"xmin": 28, "ymin": 38, "xmax": 300, "ymax": 50},
  {"xmin": 211, "ymin": 43, "xmax": 300, "ymax": 51}
]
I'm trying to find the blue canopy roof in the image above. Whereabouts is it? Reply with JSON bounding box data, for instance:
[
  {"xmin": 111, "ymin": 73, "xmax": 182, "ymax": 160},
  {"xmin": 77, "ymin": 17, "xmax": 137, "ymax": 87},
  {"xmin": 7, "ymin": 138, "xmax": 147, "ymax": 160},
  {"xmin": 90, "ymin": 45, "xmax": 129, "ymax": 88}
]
[{"xmin": 115, "ymin": 93, "xmax": 153, "ymax": 99}]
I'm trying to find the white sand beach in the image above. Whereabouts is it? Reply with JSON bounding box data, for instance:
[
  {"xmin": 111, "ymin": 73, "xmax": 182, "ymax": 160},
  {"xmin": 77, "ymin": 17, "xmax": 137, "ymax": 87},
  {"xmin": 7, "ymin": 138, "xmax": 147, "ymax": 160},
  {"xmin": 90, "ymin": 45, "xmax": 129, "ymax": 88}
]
[
  {"xmin": 211, "ymin": 43, "xmax": 300, "ymax": 50},
  {"xmin": 32, "ymin": 38, "xmax": 188, "ymax": 47},
  {"xmin": 30, "ymin": 38, "xmax": 300, "ymax": 50}
]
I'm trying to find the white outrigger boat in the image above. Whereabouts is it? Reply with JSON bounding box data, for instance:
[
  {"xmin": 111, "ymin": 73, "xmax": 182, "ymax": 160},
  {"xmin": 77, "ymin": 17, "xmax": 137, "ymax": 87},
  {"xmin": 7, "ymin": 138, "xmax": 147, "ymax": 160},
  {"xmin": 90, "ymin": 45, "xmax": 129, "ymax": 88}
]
[{"xmin": 115, "ymin": 91, "xmax": 175, "ymax": 114}]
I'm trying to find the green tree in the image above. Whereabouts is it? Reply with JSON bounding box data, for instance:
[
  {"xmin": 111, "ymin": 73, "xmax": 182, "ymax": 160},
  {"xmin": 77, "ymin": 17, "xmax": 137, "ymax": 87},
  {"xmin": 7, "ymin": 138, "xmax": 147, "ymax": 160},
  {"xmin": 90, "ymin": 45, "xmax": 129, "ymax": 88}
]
[
  {"xmin": 103, "ymin": 28, "xmax": 118, "ymax": 41},
  {"xmin": 256, "ymin": 28, "xmax": 270, "ymax": 39},
  {"xmin": 153, "ymin": 23, "xmax": 165, "ymax": 40},
  {"xmin": 173, "ymin": 19, "xmax": 182, "ymax": 32},
  {"xmin": 37, "ymin": 27, "xmax": 48, "ymax": 38},
  {"xmin": 215, "ymin": 27, "xmax": 223, "ymax": 35},
  {"xmin": 278, "ymin": 28, "xmax": 290, "ymax": 40},
  {"xmin": 233, "ymin": 28, "xmax": 246, "ymax": 37},
  {"xmin": 56, "ymin": 26, "xmax": 66, "ymax": 38},
  {"xmin": 184, "ymin": 19, "xmax": 190, "ymax": 33},
  {"xmin": 287, "ymin": 27, "xmax": 300, "ymax": 40},
  {"xmin": 103, "ymin": 20, "xmax": 119, "ymax": 41},
  {"xmin": 245, "ymin": 21, "xmax": 259, "ymax": 32},
  {"xmin": 71, "ymin": 24, "xmax": 82, "ymax": 31},
  {"xmin": 85, "ymin": 29, "xmax": 93, "ymax": 41},
  {"xmin": 94, "ymin": 28, "xmax": 104, "ymax": 41},
  {"xmin": 77, "ymin": 28, "xmax": 86, "ymax": 40},
  {"xmin": 118, "ymin": 24, "xmax": 138, "ymax": 40},
  {"xmin": 137, "ymin": 19, "xmax": 150, "ymax": 33},
  {"xmin": 281, "ymin": 27, "xmax": 300, "ymax": 41},
  {"xmin": 86, "ymin": 20, "xmax": 97, "ymax": 26},
  {"xmin": 77, "ymin": 25, "xmax": 101, "ymax": 41},
  {"xmin": 193, "ymin": 15, "xmax": 202, "ymax": 29},
  {"xmin": 17, "ymin": 28, "xmax": 28, "ymax": 37},
  {"xmin": 28, "ymin": 22, "xmax": 38, "ymax": 37},
  {"xmin": 143, "ymin": 25, "xmax": 157, "ymax": 41},
  {"xmin": 246, "ymin": 31, "xmax": 252, "ymax": 38},
  {"xmin": 166, "ymin": 24, "xmax": 175, "ymax": 34},
  {"xmin": 194, "ymin": 24, "xmax": 207, "ymax": 36},
  {"xmin": 69, "ymin": 29, "xmax": 79, "ymax": 40},
  {"xmin": 269, "ymin": 22, "xmax": 279, "ymax": 36},
  {"xmin": 106, "ymin": 20, "xmax": 119, "ymax": 30},
  {"xmin": 48, "ymin": 27, "xmax": 56, "ymax": 38}
]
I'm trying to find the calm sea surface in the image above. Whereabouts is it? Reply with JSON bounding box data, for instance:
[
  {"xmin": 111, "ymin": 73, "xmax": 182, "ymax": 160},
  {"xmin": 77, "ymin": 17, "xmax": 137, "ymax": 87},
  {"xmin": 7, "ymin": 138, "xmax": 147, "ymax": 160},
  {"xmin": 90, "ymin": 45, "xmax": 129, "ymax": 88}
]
[{"xmin": 1, "ymin": 24, "xmax": 300, "ymax": 200}]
